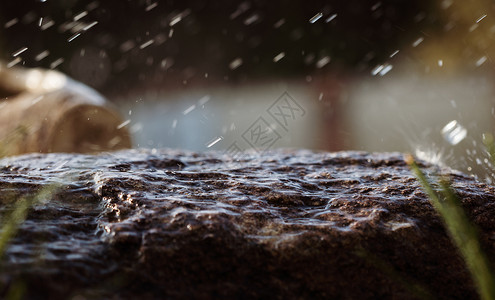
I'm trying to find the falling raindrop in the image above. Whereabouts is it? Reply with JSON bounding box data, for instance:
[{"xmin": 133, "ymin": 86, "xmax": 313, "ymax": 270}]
[
  {"xmin": 82, "ymin": 21, "xmax": 98, "ymax": 31},
  {"xmin": 145, "ymin": 3, "xmax": 158, "ymax": 12},
  {"xmin": 476, "ymin": 14, "xmax": 487, "ymax": 23},
  {"xmin": 273, "ymin": 52, "xmax": 285, "ymax": 62},
  {"xmin": 412, "ymin": 37, "xmax": 424, "ymax": 47},
  {"xmin": 371, "ymin": 65, "xmax": 384, "ymax": 76},
  {"xmin": 316, "ymin": 56, "xmax": 331, "ymax": 68},
  {"xmin": 475, "ymin": 56, "xmax": 487, "ymax": 67},
  {"xmin": 183, "ymin": 104, "xmax": 196, "ymax": 115},
  {"xmin": 139, "ymin": 40, "xmax": 154, "ymax": 50},
  {"xmin": 50, "ymin": 58, "xmax": 64, "ymax": 69},
  {"xmin": 389, "ymin": 50, "xmax": 399, "ymax": 58},
  {"xmin": 117, "ymin": 120, "xmax": 131, "ymax": 129},
  {"xmin": 73, "ymin": 11, "xmax": 88, "ymax": 21},
  {"xmin": 309, "ymin": 13, "xmax": 323, "ymax": 24},
  {"xmin": 7, "ymin": 57, "xmax": 22, "ymax": 68},
  {"xmin": 206, "ymin": 136, "xmax": 223, "ymax": 148},
  {"xmin": 35, "ymin": 50, "xmax": 50, "ymax": 61},
  {"xmin": 325, "ymin": 14, "xmax": 337, "ymax": 23},
  {"xmin": 441, "ymin": 120, "xmax": 467, "ymax": 145},
  {"xmin": 4, "ymin": 18, "xmax": 19, "ymax": 28},
  {"xmin": 379, "ymin": 64, "xmax": 393, "ymax": 76},
  {"xmin": 198, "ymin": 96, "xmax": 210, "ymax": 106},
  {"xmin": 67, "ymin": 33, "xmax": 81, "ymax": 42},
  {"xmin": 229, "ymin": 58, "xmax": 243, "ymax": 70},
  {"xmin": 273, "ymin": 19, "xmax": 285, "ymax": 28},
  {"xmin": 244, "ymin": 14, "xmax": 260, "ymax": 26},
  {"xmin": 170, "ymin": 14, "xmax": 183, "ymax": 26},
  {"xmin": 12, "ymin": 47, "xmax": 28, "ymax": 57},
  {"xmin": 40, "ymin": 19, "xmax": 54, "ymax": 30},
  {"xmin": 371, "ymin": 64, "xmax": 393, "ymax": 76}
]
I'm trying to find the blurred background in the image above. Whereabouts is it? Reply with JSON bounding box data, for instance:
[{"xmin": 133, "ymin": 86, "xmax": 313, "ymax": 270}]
[{"xmin": 1, "ymin": 0, "xmax": 495, "ymax": 181}]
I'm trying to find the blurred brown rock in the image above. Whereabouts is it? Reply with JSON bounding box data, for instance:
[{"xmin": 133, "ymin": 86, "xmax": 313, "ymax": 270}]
[{"xmin": 0, "ymin": 65, "xmax": 131, "ymax": 156}]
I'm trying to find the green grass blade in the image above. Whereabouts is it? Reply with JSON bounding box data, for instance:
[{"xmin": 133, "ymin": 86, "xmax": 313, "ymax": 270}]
[
  {"xmin": 406, "ymin": 154, "xmax": 495, "ymax": 300},
  {"xmin": 0, "ymin": 198, "xmax": 31, "ymax": 256},
  {"xmin": 438, "ymin": 179, "xmax": 495, "ymax": 300},
  {"xmin": 0, "ymin": 184, "xmax": 58, "ymax": 257}
]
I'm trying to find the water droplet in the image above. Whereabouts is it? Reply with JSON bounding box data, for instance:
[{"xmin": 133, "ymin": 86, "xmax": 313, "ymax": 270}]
[
  {"xmin": 117, "ymin": 120, "xmax": 131, "ymax": 129},
  {"xmin": 183, "ymin": 104, "xmax": 196, "ymax": 115},
  {"xmin": 309, "ymin": 13, "xmax": 323, "ymax": 24},
  {"xmin": 229, "ymin": 58, "xmax": 243, "ymax": 70},
  {"xmin": 274, "ymin": 19, "xmax": 285, "ymax": 28},
  {"xmin": 244, "ymin": 14, "xmax": 259, "ymax": 25},
  {"xmin": 371, "ymin": 64, "xmax": 393, "ymax": 76},
  {"xmin": 441, "ymin": 120, "xmax": 467, "ymax": 145},
  {"xmin": 12, "ymin": 47, "xmax": 28, "ymax": 57},
  {"xmin": 273, "ymin": 52, "xmax": 285, "ymax": 62},
  {"xmin": 7, "ymin": 57, "xmax": 22, "ymax": 68},
  {"xmin": 476, "ymin": 14, "xmax": 487, "ymax": 23},
  {"xmin": 170, "ymin": 15, "xmax": 182, "ymax": 26},
  {"xmin": 73, "ymin": 11, "xmax": 88, "ymax": 21},
  {"xmin": 316, "ymin": 56, "xmax": 330, "ymax": 68},
  {"xmin": 379, "ymin": 64, "xmax": 393, "ymax": 76},
  {"xmin": 35, "ymin": 50, "xmax": 49, "ymax": 61},
  {"xmin": 230, "ymin": 2, "xmax": 250, "ymax": 20},
  {"xmin": 67, "ymin": 33, "xmax": 81, "ymax": 42},
  {"xmin": 476, "ymin": 56, "xmax": 487, "ymax": 67},
  {"xmin": 130, "ymin": 123, "xmax": 142, "ymax": 134},
  {"xmin": 206, "ymin": 136, "xmax": 223, "ymax": 148},
  {"xmin": 145, "ymin": 2, "xmax": 158, "ymax": 12},
  {"xmin": 198, "ymin": 95, "xmax": 210, "ymax": 106},
  {"xmin": 389, "ymin": 50, "xmax": 399, "ymax": 58},
  {"xmin": 50, "ymin": 58, "xmax": 64, "ymax": 69},
  {"xmin": 139, "ymin": 40, "xmax": 154, "ymax": 49},
  {"xmin": 325, "ymin": 14, "xmax": 337, "ymax": 23},
  {"xmin": 371, "ymin": 65, "xmax": 384, "ymax": 75},
  {"xmin": 83, "ymin": 21, "xmax": 98, "ymax": 31},
  {"xmin": 412, "ymin": 37, "xmax": 424, "ymax": 47},
  {"xmin": 4, "ymin": 18, "xmax": 19, "ymax": 28}
]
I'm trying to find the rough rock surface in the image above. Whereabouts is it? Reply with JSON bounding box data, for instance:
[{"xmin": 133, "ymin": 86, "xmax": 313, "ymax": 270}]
[{"xmin": 0, "ymin": 149, "xmax": 494, "ymax": 299}]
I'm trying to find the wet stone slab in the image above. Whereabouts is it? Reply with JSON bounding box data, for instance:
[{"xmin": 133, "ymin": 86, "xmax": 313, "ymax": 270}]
[{"xmin": 0, "ymin": 149, "xmax": 494, "ymax": 299}]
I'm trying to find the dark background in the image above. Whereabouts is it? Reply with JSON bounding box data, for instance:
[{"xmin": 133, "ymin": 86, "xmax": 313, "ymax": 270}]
[{"xmin": 0, "ymin": 0, "xmax": 437, "ymax": 95}]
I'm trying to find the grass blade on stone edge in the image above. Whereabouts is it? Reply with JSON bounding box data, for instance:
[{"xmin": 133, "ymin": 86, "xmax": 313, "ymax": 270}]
[
  {"xmin": 0, "ymin": 184, "xmax": 58, "ymax": 256},
  {"xmin": 0, "ymin": 184, "xmax": 59, "ymax": 300},
  {"xmin": 406, "ymin": 154, "xmax": 495, "ymax": 300}
]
